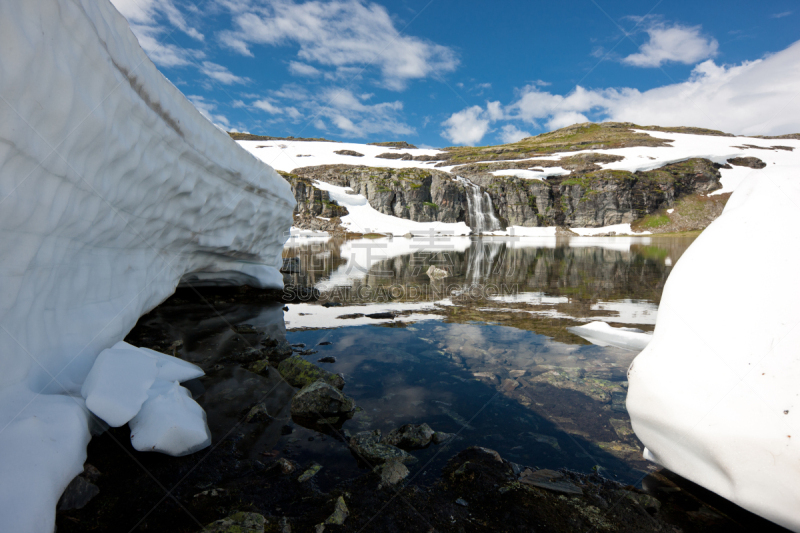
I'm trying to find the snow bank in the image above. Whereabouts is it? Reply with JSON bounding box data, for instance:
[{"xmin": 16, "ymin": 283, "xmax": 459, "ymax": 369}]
[
  {"xmin": 0, "ymin": 1, "xmax": 293, "ymax": 530},
  {"xmin": 627, "ymin": 150, "xmax": 800, "ymax": 530}
]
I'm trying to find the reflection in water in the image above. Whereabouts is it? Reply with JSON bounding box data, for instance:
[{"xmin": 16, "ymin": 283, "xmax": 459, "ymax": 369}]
[{"xmin": 141, "ymin": 235, "xmax": 696, "ymax": 489}]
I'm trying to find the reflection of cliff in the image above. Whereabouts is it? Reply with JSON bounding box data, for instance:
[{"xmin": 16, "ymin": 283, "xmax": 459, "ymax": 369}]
[{"xmin": 364, "ymin": 241, "xmax": 684, "ymax": 303}]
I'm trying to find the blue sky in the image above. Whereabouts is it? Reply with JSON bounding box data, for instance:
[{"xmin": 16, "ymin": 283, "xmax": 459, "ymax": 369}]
[{"xmin": 111, "ymin": 0, "xmax": 800, "ymax": 147}]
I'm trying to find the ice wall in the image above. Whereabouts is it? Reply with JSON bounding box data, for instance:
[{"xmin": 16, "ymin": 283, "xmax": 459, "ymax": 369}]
[
  {"xmin": 0, "ymin": 0, "xmax": 294, "ymax": 530},
  {"xmin": 627, "ymin": 166, "xmax": 800, "ymax": 530}
]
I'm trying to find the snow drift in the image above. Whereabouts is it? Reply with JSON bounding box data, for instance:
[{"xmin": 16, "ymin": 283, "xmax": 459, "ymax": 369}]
[
  {"xmin": 0, "ymin": 0, "xmax": 293, "ymax": 531},
  {"xmin": 627, "ymin": 158, "xmax": 800, "ymax": 529}
]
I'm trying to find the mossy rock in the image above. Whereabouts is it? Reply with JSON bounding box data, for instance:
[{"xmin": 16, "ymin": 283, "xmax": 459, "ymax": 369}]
[
  {"xmin": 278, "ymin": 356, "xmax": 345, "ymax": 390},
  {"xmin": 202, "ymin": 511, "xmax": 266, "ymax": 533}
]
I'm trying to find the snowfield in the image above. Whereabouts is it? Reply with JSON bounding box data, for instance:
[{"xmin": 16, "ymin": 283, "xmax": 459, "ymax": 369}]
[{"xmin": 0, "ymin": 1, "xmax": 293, "ymax": 531}]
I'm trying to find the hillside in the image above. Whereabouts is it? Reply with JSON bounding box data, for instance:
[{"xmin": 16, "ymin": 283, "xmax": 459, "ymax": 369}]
[{"xmin": 236, "ymin": 122, "xmax": 798, "ymax": 237}]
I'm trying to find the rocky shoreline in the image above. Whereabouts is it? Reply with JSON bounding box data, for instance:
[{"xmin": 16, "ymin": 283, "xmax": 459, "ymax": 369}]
[{"xmin": 54, "ymin": 283, "xmax": 788, "ymax": 532}]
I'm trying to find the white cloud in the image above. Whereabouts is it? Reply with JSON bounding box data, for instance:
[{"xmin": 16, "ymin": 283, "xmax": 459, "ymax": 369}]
[
  {"xmin": 188, "ymin": 95, "xmax": 231, "ymax": 129},
  {"xmin": 499, "ymin": 125, "xmax": 532, "ymax": 144},
  {"xmin": 217, "ymin": 0, "xmax": 458, "ymax": 90},
  {"xmin": 248, "ymin": 86, "xmax": 412, "ymax": 137},
  {"xmin": 199, "ymin": 61, "xmax": 250, "ymax": 84},
  {"xmin": 441, "ymin": 106, "xmax": 494, "ymax": 146},
  {"xmin": 111, "ymin": 0, "xmax": 205, "ymax": 67},
  {"xmin": 772, "ymin": 11, "xmax": 792, "ymax": 18},
  {"xmin": 623, "ymin": 22, "xmax": 718, "ymax": 67},
  {"xmin": 316, "ymin": 88, "xmax": 414, "ymax": 136},
  {"xmin": 127, "ymin": 24, "xmax": 203, "ymax": 67},
  {"xmin": 253, "ymin": 99, "xmax": 302, "ymax": 120},
  {"xmin": 446, "ymin": 39, "xmax": 800, "ymax": 142},
  {"xmin": 288, "ymin": 61, "xmax": 321, "ymax": 77}
]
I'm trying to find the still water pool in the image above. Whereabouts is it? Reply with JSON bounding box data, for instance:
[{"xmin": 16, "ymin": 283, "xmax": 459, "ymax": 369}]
[{"xmin": 150, "ymin": 235, "xmax": 698, "ymax": 490}]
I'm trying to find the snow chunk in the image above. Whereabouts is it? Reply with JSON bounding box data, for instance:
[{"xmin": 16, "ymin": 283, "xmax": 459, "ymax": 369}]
[
  {"xmin": 568, "ymin": 322, "xmax": 652, "ymax": 352},
  {"xmin": 81, "ymin": 346, "xmax": 158, "ymax": 427},
  {"xmin": 129, "ymin": 380, "xmax": 211, "ymax": 456}
]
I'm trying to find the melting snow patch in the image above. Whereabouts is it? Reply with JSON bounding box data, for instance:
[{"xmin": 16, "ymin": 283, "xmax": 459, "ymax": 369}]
[{"xmin": 568, "ymin": 322, "xmax": 653, "ymax": 352}]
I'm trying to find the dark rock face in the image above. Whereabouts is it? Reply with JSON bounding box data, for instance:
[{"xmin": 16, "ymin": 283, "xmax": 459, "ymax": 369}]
[
  {"xmin": 289, "ymin": 157, "xmax": 722, "ymax": 230},
  {"xmin": 728, "ymin": 156, "xmax": 766, "ymax": 169},
  {"xmin": 279, "ymin": 171, "xmax": 348, "ymax": 232},
  {"xmin": 334, "ymin": 150, "xmax": 364, "ymax": 157},
  {"xmin": 376, "ymin": 152, "xmax": 413, "ymax": 160},
  {"xmin": 294, "ymin": 165, "xmax": 469, "ymax": 224},
  {"xmin": 473, "ymin": 157, "xmax": 722, "ymax": 228}
]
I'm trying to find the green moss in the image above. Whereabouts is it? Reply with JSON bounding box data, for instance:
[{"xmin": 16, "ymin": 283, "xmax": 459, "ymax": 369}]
[
  {"xmin": 638, "ymin": 214, "xmax": 670, "ymax": 229},
  {"xmin": 423, "ymin": 202, "xmax": 438, "ymax": 209}
]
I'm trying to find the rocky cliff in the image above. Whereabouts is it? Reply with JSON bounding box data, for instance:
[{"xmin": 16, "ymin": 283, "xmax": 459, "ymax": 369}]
[
  {"xmin": 292, "ymin": 165, "xmax": 470, "ymax": 224},
  {"xmin": 289, "ymin": 158, "xmax": 723, "ymax": 231}
]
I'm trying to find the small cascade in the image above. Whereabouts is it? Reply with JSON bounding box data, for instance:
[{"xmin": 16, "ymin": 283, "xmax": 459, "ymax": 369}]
[{"xmin": 456, "ymin": 176, "xmax": 502, "ymax": 233}]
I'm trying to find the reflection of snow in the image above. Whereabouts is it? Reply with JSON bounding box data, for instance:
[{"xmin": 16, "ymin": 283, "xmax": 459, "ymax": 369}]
[
  {"xmin": 568, "ymin": 322, "xmax": 652, "ymax": 351},
  {"xmin": 284, "ymin": 302, "xmax": 442, "ymax": 330},
  {"xmin": 489, "ymin": 292, "xmax": 569, "ymax": 305}
]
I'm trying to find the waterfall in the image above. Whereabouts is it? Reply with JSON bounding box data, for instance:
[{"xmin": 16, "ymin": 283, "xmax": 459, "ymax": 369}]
[{"xmin": 456, "ymin": 176, "xmax": 502, "ymax": 233}]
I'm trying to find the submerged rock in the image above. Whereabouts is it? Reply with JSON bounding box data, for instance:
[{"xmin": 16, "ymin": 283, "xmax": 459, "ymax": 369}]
[
  {"xmin": 291, "ymin": 380, "xmax": 355, "ymax": 420},
  {"xmin": 298, "ymin": 463, "xmax": 322, "ymax": 483},
  {"xmin": 384, "ymin": 423, "xmax": 435, "ymax": 450},
  {"xmin": 324, "ymin": 496, "xmax": 349, "ymax": 525},
  {"xmin": 278, "ymin": 356, "xmax": 345, "ymax": 390},
  {"xmin": 375, "ymin": 459, "xmax": 410, "ymax": 489},
  {"xmin": 349, "ymin": 430, "xmax": 416, "ymax": 465},
  {"xmin": 202, "ymin": 511, "xmax": 267, "ymax": 533}
]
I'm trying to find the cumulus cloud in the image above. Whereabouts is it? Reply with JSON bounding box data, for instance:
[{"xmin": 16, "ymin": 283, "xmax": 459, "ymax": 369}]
[
  {"xmin": 441, "ymin": 103, "xmax": 501, "ymax": 146},
  {"xmin": 623, "ymin": 22, "xmax": 718, "ymax": 67},
  {"xmin": 199, "ymin": 61, "xmax": 251, "ymax": 84},
  {"xmin": 111, "ymin": 0, "xmax": 205, "ymax": 67},
  {"xmin": 442, "ymin": 40, "xmax": 800, "ymax": 144},
  {"xmin": 217, "ymin": 0, "xmax": 458, "ymax": 90},
  {"xmin": 253, "ymin": 99, "xmax": 302, "ymax": 120},
  {"xmin": 499, "ymin": 125, "xmax": 532, "ymax": 144}
]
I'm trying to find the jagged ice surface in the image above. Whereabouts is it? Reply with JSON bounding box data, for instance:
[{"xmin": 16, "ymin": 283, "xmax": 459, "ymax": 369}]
[{"xmin": 0, "ymin": 1, "xmax": 294, "ymax": 531}]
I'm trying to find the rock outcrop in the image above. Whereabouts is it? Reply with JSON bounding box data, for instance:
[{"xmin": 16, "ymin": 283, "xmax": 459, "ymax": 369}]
[
  {"xmin": 293, "ymin": 158, "xmax": 722, "ymax": 230},
  {"xmin": 294, "ymin": 165, "xmax": 469, "ymax": 224}
]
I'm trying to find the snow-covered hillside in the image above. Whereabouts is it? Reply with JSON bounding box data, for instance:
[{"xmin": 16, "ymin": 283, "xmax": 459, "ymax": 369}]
[
  {"xmin": 0, "ymin": 1, "xmax": 293, "ymax": 531},
  {"xmin": 238, "ymin": 130, "xmax": 800, "ymax": 237}
]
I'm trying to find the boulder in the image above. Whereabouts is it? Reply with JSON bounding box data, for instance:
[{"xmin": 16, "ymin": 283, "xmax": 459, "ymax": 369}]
[
  {"xmin": 349, "ymin": 430, "xmax": 416, "ymax": 465},
  {"xmin": 278, "ymin": 356, "xmax": 345, "ymax": 390},
  {"xmin": 202, "ymin": 511, "xmax": 266, "ymax": 533},
  {"xmin": 290, "ymin": 380, "xmax": 355, "ymax": 420},
  {"xmin": 384, "ymin": 423, "xmax": 435, "ymax": 450}
]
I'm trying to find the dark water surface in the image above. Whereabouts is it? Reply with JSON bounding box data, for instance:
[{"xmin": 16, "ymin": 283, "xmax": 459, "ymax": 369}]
[{"xmin": 155, "ymin": 235, "xmax": 699, "ymax": 489}]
